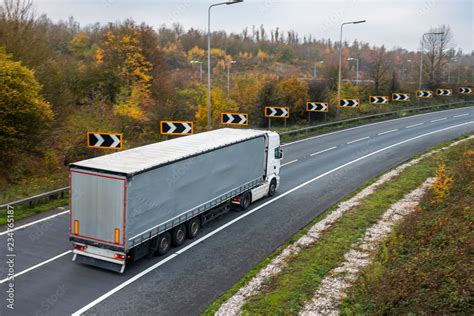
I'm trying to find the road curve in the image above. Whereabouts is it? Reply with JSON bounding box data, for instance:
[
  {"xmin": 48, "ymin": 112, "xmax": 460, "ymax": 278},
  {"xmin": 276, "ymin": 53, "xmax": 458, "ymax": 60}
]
[{"xmin": 0, "ymin": 106, "xmax": 473, "ymax": 316}]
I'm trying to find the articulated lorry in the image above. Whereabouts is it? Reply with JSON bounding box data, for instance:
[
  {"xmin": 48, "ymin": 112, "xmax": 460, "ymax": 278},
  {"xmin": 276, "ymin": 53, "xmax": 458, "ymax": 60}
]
[{"xmin": 69, "ymin": 128, "xmax": 282, "ymax": 273}]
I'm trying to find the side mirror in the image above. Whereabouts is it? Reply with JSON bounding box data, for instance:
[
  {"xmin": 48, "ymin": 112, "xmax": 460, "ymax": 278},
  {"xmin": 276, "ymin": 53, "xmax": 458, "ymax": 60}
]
[{"xmin": 278, "ymin": 148, "xmax": 284, "ymax": 159}]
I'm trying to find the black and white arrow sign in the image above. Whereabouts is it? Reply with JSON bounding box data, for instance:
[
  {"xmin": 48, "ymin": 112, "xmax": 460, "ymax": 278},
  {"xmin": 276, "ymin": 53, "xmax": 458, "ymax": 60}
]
[
  {"xmin": 459, "ymin": 87, "xmax": 473, "ymax": 94},
  {"xmin": 369, "ymin": 96, "xmax": 389, "ymax": 104},
  {"xmin": 265, "ymin": 106, "xmax": 290, "ymax": 118},
  {"xmin": 221, "ymin": 112, "xmax": 248, "ymax": 126},
  {"xmin": 87, "ymin": 132, "xmax": 122, "ymax": 149},
  {"xmin": 160, "ymin": 121, "xmax": 193, "ymax": 135},
  {"xmin": 392, "ymin": 93, "xmax": 410, "ymax": 101},
  {"xmin": 416, "ymin": 90, "xmax": 433, "ymax": 98},
  {"xmin": 306, "ymin": 102, "xmax": 328, "ymax": 112},
  {"xmin": 339, "ymin": 99, "xmax": 359, "ymax": 108},
  {"xmin": 436, "ymin": 88, "xmax": 452, "ymax": 96}
]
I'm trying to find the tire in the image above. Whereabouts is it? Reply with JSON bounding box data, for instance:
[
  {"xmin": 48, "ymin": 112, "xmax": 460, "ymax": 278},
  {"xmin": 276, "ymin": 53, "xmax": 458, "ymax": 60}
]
[
  {"xmin": 240, "ymin": 191, "xmax": 252, "ymax": 210},
  {"xmin": 171, "ymin": 224, "xmax": 187, "ymax": 247},
  {"xmin": 186, "ymin": 217, "xmax": 200, "ymax": 239},
  {"xmin": 268, "ymin": 178, "xmax": 277, "ymax": 197},
  {"xmin": 156, "ymin": 232, "xmax": 171, "ymax": 256}
]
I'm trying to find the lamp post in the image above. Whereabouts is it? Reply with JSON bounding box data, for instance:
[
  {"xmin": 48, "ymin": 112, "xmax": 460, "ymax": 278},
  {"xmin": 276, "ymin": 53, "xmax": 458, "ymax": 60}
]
[
  {"xmin": 190, "ymin": 60, "xmax": 203, "ymax": 81},
  {"xmin": 313, "ymin": 60, "xmax": 324, "ymax": 79},
  {"xmin": 227, "ymin": 60, "xmax": 236, "ymax": 96},
  {"xmin": 207, "ymin": 0, "xmax": 243, "ymax": 130},
  {"xmin": 347, "ymin": 57, "xmax": 359, "ymax": 84},
  {"xmin": 337, "ymin": 20, "xmax": 366, "ymax": 105},
  {"xmin": 418, "ymin": 32, "xmax": 444, "ymax": 90}
]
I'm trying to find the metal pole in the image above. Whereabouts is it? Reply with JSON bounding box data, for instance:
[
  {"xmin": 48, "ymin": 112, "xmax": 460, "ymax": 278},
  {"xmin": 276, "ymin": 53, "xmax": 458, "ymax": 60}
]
[
  {"xmin": 227, "ymin": 63, "xmax": 230, "ymax": 96},
  {"xmin": 447, "ymin": 62, "xmax": 451, "ymax": 83},
  {"xmin": 200, "ymin": 62, "xmax": 203, "ymax": 82},
  {"xmin": 418, "ymin": 39, "xmax": 424, "ymax": 90},
  {"xmin": 337, "ymin": 23, "xmax": 344, "ymax": 105},
  {"xmin": 207, "ymin": 5, "xmax": 212, "ymax": 130},
  {"xmin": 356, "ymin": 58, "xmax": 359, "ymax": 85},
  {"xmin": 313, "ymin": 63, "xmax": 316, "ymax": 79},
  {"xmin": 268, "ymin": 118, "xmax": 271, "ymax": 130}
]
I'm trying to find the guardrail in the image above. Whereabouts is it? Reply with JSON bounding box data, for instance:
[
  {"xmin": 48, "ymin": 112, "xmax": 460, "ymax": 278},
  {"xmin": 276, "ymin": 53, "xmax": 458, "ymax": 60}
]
[
  {"xmin": 1, "ymin": 100, "xmax": 472, "ymax": 210},
  {"xmin": 280, "ymin": 100, "xmax": 472, "ymax": 136},
  {"xmin": 0, "ymin": 187, "xmax": 69, "ymax": 210}
]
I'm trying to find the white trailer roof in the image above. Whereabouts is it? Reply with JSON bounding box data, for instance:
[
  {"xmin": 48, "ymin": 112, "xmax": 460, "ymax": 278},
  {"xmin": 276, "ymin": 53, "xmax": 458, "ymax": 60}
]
[{"xmin": 71, "ymin": 128, "xmax": 268, "ymax": 175}]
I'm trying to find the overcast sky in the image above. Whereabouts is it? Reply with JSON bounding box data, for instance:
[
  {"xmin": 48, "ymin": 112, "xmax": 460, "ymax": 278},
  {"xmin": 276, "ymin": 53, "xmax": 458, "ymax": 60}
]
[{"xmin": 33, "ymin": 0, "xmax": 473, "ymax": 52}]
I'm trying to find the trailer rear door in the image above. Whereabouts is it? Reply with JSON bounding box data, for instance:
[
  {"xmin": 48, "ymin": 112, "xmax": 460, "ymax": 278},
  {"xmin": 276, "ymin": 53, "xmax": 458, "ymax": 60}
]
[{"xmin": 70, "ymin": 169, "xmax": 126, "ymax": 247}]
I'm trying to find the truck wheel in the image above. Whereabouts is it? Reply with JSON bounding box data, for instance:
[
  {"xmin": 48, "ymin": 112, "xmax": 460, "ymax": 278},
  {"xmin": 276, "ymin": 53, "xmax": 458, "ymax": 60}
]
[
  {"xmin": 171, "ymin": 224, "xmax": 187, "ymax": 247},
  {"xmin": 156, "ymin": 232, "xmax": 171, "ymax": 256},
  {"xmin": 186, "ymin": 217, "xmax": 200, "ymax": 239},
  {"xmin": 268, "ymin": 178, "xmax": 277, "ymax": 197},
  {"xmin": 240, "ymin": 191, "xmax": 252, "ymax": 210}
]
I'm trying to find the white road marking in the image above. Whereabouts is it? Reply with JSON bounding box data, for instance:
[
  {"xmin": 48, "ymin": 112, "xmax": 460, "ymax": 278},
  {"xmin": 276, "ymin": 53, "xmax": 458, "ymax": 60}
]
[
  {"xmin": 281, "ymin": 159, "xmax": 298, "ymax": 167},
  {"xmin": 282, "ymin": 107, "xmax": 473, "ymax": 147},
  {"xmin": 0, "ymin": 250, "xmax": 72, "ymax": 284},
  {"xmin": 453, "ymin": 113, "xmax": 469, "ymax": 118},
  {"xmin": 377, "ymin": 129, "xmax": 398, "ymax": 136},
  {"xmin": 0, "ymin": 210, "xmax": 69, "ymax": 236},
  {"xmin": 346, "ymin": 136, "xmax": 370, "ymax": 144},
  {"xmin": 430, "ymin": 117, "xmax": 447, "ymax": 122},
  {"xmin": 72, "ymin": 121, "xmax": 474, "ymax": 316},
  {"xmin": 310, "ymin": 146, "xmax": 337, "ymax": 156},
  {"xmin": 406, "ymin": 123, "xmax": 424, "ymax": 129}
]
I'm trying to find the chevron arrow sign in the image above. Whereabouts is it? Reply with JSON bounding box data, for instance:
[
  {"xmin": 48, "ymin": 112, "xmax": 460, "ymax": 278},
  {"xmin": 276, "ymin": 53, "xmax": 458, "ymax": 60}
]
[
  {"xmin": 87, "ymin": 132, "xmax": 122, "ymax": 150},
  {"xmin": 306, "ymin": 102, "xmax": 328, "ymax": 112},
  {"xmin": 392, "ymin": 93, "xmax": 410, "ymax": 102},
  {"xmin": 436, "ymin": 88, "xmax": 452, "ymax": 96},
  {"xmin": 160, "ymin": 121, "xmax": 193, "ymax": 135},
  {"xmin": 339, "ymin": 99, "xmax": 359, "ymax": 108},
  {"xmin": 369, "ymin": 96, "xmax": 389, "ymax": 104},
  {"xmin": 416, "ymin": 90, "xmax": 433, "ymax": 98},
  {"xmin": 265, "ymin": 106, "xmax": 290, "ymax": 118},
  {"xmin": 221, "ymin": 112, "xmax": 248, "ymax": 126},
  {"xmin": 459, "ymin": 87, "xmax": 473, "ymax": 94}
]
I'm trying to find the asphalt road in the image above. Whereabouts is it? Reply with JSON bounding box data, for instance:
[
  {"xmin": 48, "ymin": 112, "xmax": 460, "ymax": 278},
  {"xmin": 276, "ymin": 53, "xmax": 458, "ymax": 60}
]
[{"xmin": 1, "ymin": 106, "xmax": 473, "ymax": 316}]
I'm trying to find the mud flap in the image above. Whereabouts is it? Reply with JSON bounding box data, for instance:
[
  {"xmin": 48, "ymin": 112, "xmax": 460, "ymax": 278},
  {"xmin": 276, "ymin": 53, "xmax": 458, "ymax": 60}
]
[{"xmin": 73, "ymin": 253, "xmax": 126, "ymax": 273}]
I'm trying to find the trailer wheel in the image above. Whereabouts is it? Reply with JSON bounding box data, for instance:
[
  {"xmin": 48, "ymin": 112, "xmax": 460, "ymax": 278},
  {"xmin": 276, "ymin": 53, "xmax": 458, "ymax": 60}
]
[
  {"xmin": 187, "ymin": 217, "xmax": 200, "ymax": 239},
  {"xmin": 171, "ymin": 224, "xmax": 187, "ymax": 247},
  {"xmin": 156, "ymin": 232, "xmax": 171, "ymax": 256},
  {"xmin": 240, "ymin": 191, "xmax": 252, "ymax": 210},
  {"xmin": 268, "ymin": 178, "xmax": 277, "ymax": 197}
]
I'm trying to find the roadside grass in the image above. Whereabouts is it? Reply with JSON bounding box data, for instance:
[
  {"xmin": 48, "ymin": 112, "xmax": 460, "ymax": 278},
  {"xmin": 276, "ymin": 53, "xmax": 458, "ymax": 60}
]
[
  {"xmin": 340, "ymin": 143, "xmax": 473, "ymax": 314},
  {"xmin": 203, "ymin": 136, "xmax": 473, "ymax": 316},
  {"xmin": 0, "ymin": 195, "xmax": 68, "ymax": 226}
]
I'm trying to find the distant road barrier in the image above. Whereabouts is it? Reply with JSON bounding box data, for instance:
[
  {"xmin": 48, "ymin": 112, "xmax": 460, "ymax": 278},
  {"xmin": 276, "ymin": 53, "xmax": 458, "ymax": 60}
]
[{"xmin": 1, "ymin": 100, "xmax": 472, "ymax": 211}]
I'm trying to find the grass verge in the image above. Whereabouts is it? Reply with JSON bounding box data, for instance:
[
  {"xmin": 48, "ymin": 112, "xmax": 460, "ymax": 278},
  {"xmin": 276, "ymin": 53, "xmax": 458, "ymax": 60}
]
[
  {"xmin": 203, "ymin": 136, "xmax": 473, "ymax": 315},
  {"xmin": 0, "ymin": 196, "xmax": 68, "ymax": 226},
  {"xmin": 340, "ymin": 142, "xmax": 473, "ymax": 314}
]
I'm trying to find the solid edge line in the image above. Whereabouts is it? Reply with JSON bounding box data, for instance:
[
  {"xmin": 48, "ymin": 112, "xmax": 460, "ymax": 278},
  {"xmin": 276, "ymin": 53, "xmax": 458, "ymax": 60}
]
[
  {"xmin": 0, "ymin": 210, "xmax": 69, "ymax": 236},
  {"xmin": 377, "ymin": 129, "xmax": 398, "ymax": 136},
  {"xmin": 310, "ymin": 146, "xmax": 337, "ymax": 156},
  {"xmin": 346, "ymin": 136, "xmax": 370, "ymax": 144},
  {"xmin": 71, "ymin": 121, "xmax": 474, "ymax": 316},
  {"xmin": 0, "ymin": 250, "xmax": 72, "ymax": 284},
  {"xmin": 281, "ymin": 159, "xmax": 298, "ymax": 167},
  {"xmin": 281, "ymin": 106, "xmax": 472, "ymax": 147}
]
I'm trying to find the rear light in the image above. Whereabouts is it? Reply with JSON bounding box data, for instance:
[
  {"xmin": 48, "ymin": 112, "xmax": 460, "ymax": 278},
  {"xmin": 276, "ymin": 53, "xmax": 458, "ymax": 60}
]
[
  {"xmin": 114, "ymin": 228, "xmax": 120, "ymax": 244},
  {"xmin": 114, "ymin": 253, "xmax": 125, "ymax": 260},
  {"xmin": 74, "ymin": 244, "xmax": 86, "ymax": 251},
  {"xmin": 73, "ymin": 220, "xmax": 79, "ymax": 235},
  {"xmin": 232, "ymin": 197, "xmax": 241, "ymax": 203}
]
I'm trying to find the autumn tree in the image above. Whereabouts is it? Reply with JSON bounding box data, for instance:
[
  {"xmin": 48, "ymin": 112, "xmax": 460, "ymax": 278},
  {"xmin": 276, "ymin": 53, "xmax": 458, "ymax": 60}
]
[
  {"xmin": 422, "ymin": 25, "xmax": 453, "ymax": 87},
  {"xmin": 368, "ymin": 47, "xmax": 390, "ymax": 94},
  {"xmin": 0, "ymin": 48, "xmax": 53, "ymax": 174}
]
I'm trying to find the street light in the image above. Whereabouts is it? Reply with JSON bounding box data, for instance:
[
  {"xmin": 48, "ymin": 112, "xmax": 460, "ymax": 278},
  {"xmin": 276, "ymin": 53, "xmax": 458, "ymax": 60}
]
[
  {"xmin": 418, "ymin": 32, "xmax": 444, "ymax": 90},
  {"xmin": 227, "ymin": 60, "xmax": 237, "ymax": 96},
  {"xmin": 207, "ymin": 0, "xmax": 243, "ymax": 130},
  {"xmin": 337, "ymin": 20, "xmax": 366, "ymax": 105},
  {"xmin": 313, "ymin": 60, "xmax": 324, "ymax": 79},
  {"xmin": 347, "ymin": 57, "xmax": 359, "ymax": 84},
  {"xmin": 190, "ymin": 60, "xmax": 203, "ymax": 81}
]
